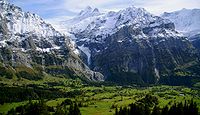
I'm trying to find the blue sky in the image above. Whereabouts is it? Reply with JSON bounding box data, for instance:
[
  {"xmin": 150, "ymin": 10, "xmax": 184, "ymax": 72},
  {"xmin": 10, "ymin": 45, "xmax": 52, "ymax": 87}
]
[{"xmin": 11, "ymin": 0, "xmax": 200, "ymax": 20}]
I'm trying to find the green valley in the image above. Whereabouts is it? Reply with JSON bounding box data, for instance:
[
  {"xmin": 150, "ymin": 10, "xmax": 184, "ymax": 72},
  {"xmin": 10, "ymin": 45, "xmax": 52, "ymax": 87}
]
[{"xmin": 0, "ymin": 75, "xmax": 200, "ymax": 114}]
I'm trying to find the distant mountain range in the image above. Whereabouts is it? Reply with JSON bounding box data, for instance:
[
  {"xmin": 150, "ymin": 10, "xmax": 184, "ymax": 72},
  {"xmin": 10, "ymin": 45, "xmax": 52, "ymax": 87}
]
[
  {"xmin": 55, "ymin": 6, "xmax": 199, "ymax": 84},
  {"xmin": 162, "ymin": 8, "xmax": 200, "ymax": 37},
  {"xmin": 162, "ymin": 8, "xmax": 200, "ymax": 52},
  {"xmin": 0, "ymin": 0, "xmax": 200, "ymax": 85}
]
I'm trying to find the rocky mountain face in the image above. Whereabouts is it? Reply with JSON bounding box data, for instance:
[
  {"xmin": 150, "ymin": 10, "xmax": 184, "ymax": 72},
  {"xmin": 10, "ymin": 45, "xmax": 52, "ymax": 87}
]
[
  {"xmin": 57, "ymin": 6, "xmax": 199, "ymax": 84},
  {"xmin": 0, "ymin": 0, "xmax": 104, "ymax": 81},
  {"xmin": 162, "ymin": 8, "xmax": 200, "ymax": 51},
  {"xmin": 189, "ymin": 34, "xmax": 200, "ymax": 52}
]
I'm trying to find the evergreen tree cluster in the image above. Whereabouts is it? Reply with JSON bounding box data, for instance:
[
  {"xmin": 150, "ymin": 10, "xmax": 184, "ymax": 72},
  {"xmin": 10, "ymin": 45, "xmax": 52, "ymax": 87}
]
[
  {"xmin": 115, "ymin": 99, "xmax": 199, "ymax": 115},
  {"xmin": 0, "ymin": 86, "xmax": 85, "ymax": 105},
  {"xmin": 6, "ymin": 99, "xmax": 81, "ymax": 115}
]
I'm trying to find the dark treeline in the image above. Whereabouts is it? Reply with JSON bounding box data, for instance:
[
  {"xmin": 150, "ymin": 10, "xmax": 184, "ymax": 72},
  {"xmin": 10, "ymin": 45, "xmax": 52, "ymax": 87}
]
[
  {"xmin": 0, "ymin": 86, "xmax": 84, "ymax": 105},
  {"xmin": 115, "ymin": 99, "xmax": 199, "ymax": 115},
  {"xmin": 159, "ymin": 63, "xmax": 200, "ymax": 87},
  {"xmin": 6, "ymin": 99, "xmax": 81, "ymax": 115}
]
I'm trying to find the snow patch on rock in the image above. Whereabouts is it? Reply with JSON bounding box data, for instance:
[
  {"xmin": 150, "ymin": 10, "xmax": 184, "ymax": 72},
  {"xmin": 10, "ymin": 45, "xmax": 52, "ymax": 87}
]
[{"xmin": 78, "ymin": 44, "xmax": 91, "ymax": 65}]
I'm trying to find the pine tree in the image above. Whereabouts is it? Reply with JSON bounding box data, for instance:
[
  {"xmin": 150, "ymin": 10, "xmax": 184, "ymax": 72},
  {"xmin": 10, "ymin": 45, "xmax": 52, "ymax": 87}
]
[
  {"xmin": 177, "ymin": 102, "xmax": 183, "ymax": 115},
  {"xmin": 188, "ymin": 100, "xmax": 198, "ymax": 115},
  {"xmin": 151, "ymin": 106, "xmax": 160, "ymax": 115},
  {"xmin": 161, "ymin": 106, "xmax": 168, "ymax": 115},
  {"xmin": 144, "ymin": 104, "xmax": 150, "ymax": 115},
  {"xmin": 68, "ymin": 103, "xmax": 81, "ymax": 115},
  {"xmin": 7, "ymin": 108, "xmax": 16, "ymax": 115},
  {"xmin": 74, "ymin": 103, "xmax": 81, "ymax": 115},
  {"xmin": 168, "ymin": 103, "xmax": 177, "ymax": 115},
  {"xmin": 54, "ymin": 105, "xmax": 67, "ymax": 115},
  {"xmin": 115, "ymin": 108, "xmax": 118, "ymax": 115}
]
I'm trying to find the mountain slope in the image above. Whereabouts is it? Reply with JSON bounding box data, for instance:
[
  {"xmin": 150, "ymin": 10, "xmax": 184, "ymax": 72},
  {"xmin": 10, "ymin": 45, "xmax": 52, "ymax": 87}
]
[
  {"xmin": 162, "ymin": 8, "xmax": 200, "ymax": 52},
  {"xmin": 0, "ymin": 0, "xmax": 104, "ymax": 81},
  {"xmin": 162, "ymin": 8, "xmax": 200, "ymax": 37},
  {"xmin": 57, "ymin": 6, "xmax": 199, "ymax": 84}
]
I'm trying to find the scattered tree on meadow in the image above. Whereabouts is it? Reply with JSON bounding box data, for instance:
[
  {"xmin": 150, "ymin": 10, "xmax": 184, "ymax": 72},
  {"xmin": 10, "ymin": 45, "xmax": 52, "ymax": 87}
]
[{"xmin": 115, "ymin": 95, "xmax": 199, "ymax": 115}]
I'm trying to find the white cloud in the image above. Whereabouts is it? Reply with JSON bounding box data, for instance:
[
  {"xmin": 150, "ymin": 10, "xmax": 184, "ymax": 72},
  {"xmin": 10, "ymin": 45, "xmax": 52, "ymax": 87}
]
[
  {"xmin": 63, "ymin": 0, "xmax": 116, "ymax": 12},
  {"xmin": 133, "ymin": 0, "xmax": 200, "ymax": 14}
]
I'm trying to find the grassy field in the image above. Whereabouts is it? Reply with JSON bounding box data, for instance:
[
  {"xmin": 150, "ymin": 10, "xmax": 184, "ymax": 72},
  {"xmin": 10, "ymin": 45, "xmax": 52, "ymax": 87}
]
[{"xmin": 0, "ymin": 84, "xmax": 200, "ymax": 115}]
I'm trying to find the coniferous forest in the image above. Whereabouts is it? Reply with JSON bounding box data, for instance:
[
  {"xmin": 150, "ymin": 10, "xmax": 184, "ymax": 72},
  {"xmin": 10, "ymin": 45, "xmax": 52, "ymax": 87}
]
[{"xmin": 6, "ymin": 99, "xmax": 81, "ymax": 115}]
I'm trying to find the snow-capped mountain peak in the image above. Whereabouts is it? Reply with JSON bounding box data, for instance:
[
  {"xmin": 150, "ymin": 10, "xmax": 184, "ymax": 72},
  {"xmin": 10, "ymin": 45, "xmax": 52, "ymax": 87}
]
[
  {"xmin": 79, "ymin": 6, "xmax": 93, "ymax": 16},
  {"xmin": 121, "ymin": 5, "xmax": 146, "ymax": 14},
  {"xmin": 0, "ymin": 1, "xmax": 75, "ymax": 52},
  {"xmin": 53, "ymin": 6, "xmax": 183, "ymax": 66},
  {"xmin": 0, "ymin": 0, "xmax": 7, "ymax": 4},
  {"xmin": 93, "ymin": 8, "xmax": 100, "ymax": 14},
  {"xmin": 55, "ymin": 6, "xmax": 102, "ymax": 35},
  {"xmin": 162, "ymin": 8, "xmax": 200, "ymax": 37},
  {"xmin": 78, "ymin": 6, "xmax": 100, "ymax": 18},
  {"xmin": 62, "ymin": 6, "xmax": 176, "ymax": 40},
  {"xmin": 0, "ymin": 1, "xmax": 61, "ymax": 38}
]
